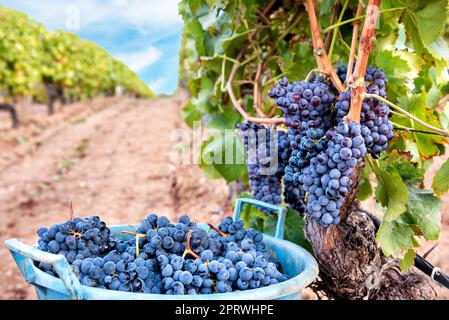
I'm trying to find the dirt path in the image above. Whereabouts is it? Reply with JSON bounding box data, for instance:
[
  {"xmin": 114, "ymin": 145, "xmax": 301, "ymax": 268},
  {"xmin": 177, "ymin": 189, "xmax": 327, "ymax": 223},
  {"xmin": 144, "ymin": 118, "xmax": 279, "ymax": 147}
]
[
  {"xmin": 0, "ymin": 96, "xmax": 229, "ymax": 299},
  {"xmin": 0, "ymin": 95, "xmax": 447, "ymax": 300}
]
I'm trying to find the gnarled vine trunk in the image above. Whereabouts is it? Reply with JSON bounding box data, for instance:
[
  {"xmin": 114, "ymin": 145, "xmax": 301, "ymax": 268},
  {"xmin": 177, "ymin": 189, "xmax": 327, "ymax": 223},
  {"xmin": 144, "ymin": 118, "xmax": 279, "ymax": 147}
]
[{"xmin": 305, "ymin": 203, "xmax": 436, "ymax": 300}]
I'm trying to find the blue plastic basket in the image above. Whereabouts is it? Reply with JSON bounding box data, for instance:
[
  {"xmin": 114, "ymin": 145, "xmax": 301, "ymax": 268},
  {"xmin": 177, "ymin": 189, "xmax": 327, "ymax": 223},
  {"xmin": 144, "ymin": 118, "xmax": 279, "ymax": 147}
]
[{"xmin": 5, "ymin": 198, "xmax": 319, "ymax": 300}]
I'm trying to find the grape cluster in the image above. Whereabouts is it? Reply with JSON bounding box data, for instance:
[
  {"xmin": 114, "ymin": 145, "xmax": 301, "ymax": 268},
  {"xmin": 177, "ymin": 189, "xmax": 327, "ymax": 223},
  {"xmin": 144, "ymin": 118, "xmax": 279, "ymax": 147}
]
[
  {"xmin": 68, "ymin": 214, "xmax": 288, "ymax": 294},
  {"xmin": 268, "ymin": 77, "xmax": 336, "ymax": 133},
  {"xmin": 300, "ymin": 121, "xmax": 366, "ymax": 226},
  {"xmin": 237, "ymin": 123, "xmax": 283, "ymax": 209},
  {"xmin": 277, "ymin": 130, "xmax": 290, "ymax": 176},
  {"xmin": 335, "ymin": 65, "xmax": 394, "ymax": 155},
  {"xmin": 36, "ymin": 216, "xmax": 115, "ymax": 276},
  {"xmin": 268, "ymin": 77, "xmax": 337, "ymax": 214}
]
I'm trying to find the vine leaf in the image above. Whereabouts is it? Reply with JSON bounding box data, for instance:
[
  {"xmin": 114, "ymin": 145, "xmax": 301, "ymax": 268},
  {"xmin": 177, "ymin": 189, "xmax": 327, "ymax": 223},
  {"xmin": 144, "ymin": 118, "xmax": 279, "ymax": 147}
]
[
  {"xmin": 432, "ymin": 157, "xmax": 449, "ymax": 196},
  {"xmin": 235, "ymin": 197, "xmax": 313, "ymax": 252},
  {"xmin": 380, "ymin": 151, "xmax": 424, "ymax": 185},
  {"xmin": 357, "ymin": 166, "xmax": 373, "ymax": 201},
  {"xmin": 401, "ymin": 0, "xmax": 447, "ymax": 54},
  {"xmin": 377, "ymin": 186, "xmax": 441, "ymax": 269},
  {"xmin": 402, "ymin": 187, "xmax": 441, "ymax": 241},
  {"xmin": 280, "ymin": 43, "xmax": 317, "ymax": 81},
  {"xmin": 207, "ymin": 107, "xmax": 241, "ymax": 130},
  {"xmin": 375, "ymin": 166, "xmax": 408, "ymax": 222},
  {"xmin": 404, "ymin": 0, "xmax": 447, "ymax": 45},
  {"xmin": 440, "ymin": 102, "xmax": 449, "ymax": 130},
  {"xmin": 181, "ymin": 101, "xmax": 202, "ymax": 128},
  {"xmin": 199, "ymin": 130, "xmax": 247, "ymax": 182},
  {"xmin": 376, "ymin": 217, "xmax": 415, "ymax": 258},
  {"xmin": 375, "ymin": 50, "xmax": 412, "ymax": 87},
  {"xmin": 399, "ymin": 249, "xmax": 416, "ymax": 271},
  {"xmin": 236, "ymin": 194, "xmax": 267, "ymax": 228},
  {"xmin": 391, "ymin": 93, "xmax": 447, "ymax": 159}
]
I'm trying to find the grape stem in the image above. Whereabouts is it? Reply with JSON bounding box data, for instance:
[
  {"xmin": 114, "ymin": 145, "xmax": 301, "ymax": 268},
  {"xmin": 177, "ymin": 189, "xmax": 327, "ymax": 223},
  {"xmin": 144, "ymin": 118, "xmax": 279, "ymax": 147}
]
[
  {"xmin": 304, "ymin": 0, "xmax": 345, "ymax": 93},
  {"xmin": 365, "ymin": 93, "xmax": 449, "ymax": 137},
  {"xmin": 322, "ymin": 6, "xmax": 407, "ymax": 33},
  {"xmin": 328, "ymin": 0, "xmax": 350, "ymax": 62},
  {"xmin": 366, "ymin": 155, "xmax": 383, "ymax": 184},
  {"xmin": 346, "ymin": 1, "xmax": 364, "ymax": 82},
  {"xmin": 324, "ymin": 0, "xmax": 341, "ymax": 49},
  {"xmin": 207, "ymin": 223, "xmax": 228, "ymax": 237},
  {"xmin": 182, "ymin": 230, "xmax": 200, "ymax": 259},
  {"xmin": 226, "ymin": 52, "xmax": 284, "ymax": 124},
  {"xmin": 224, "ymin": 0, "xmax": 288, "ymax": 124},
  {"xmin": 346, "ymin": 0, "xmax": 381, "ymax": 122},
  {"xmin": 305, "ymin": 68, "xmax": 329, "ymax": 82},
  {"xmin": 121, "ymin": 230, "xmax": 146, "ymax": 257},
  {"xmin": 121, "ymin": 230, "xmax": 145, "ymax": 236},
  {"xmin": 391, "ymin": 121, "xmax": 449, "ymax": 137},
  {"xmin": 69, "ymin": 201, "xmax": 74, "ymax": 221},
  {"xmin": 253, "ymin": 63, "xmax": 266, "ymax": 117}
]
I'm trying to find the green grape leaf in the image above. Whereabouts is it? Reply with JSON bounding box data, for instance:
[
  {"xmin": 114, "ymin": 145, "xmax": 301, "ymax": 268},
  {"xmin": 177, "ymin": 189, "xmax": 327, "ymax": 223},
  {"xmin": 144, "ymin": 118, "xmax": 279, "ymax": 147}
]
[
  {"xmin": 402, "ymin": 0, "xmax": 447, "ymax": 46},
  {"xmin": 319, "ymin": 0, "xmax": 337, "ymax": 16},
  {"xmin": 181, "ymin": 101, "xmax": 202, "ymax": 128},
  {"xmin": 199, "ymin": 130, "xmax": 246, "ymax": 182},
  {"xmin": 380, "ymin": 151, "xmax": 424, "ymax": 185},
  {"xmin": 374, "ymin": 166, "xmax": 408, "ymax": 221},
  {"xmin": 403, "ymin": 187, "xmax": 441, "ymax": 241},
  {"xmin": 432, "ymin": 157, "xmax": 449, "ymax": 196},
  {"xmin": 375, "ymin": 50, "xmax": 412, "ymax": 87},
  {"xmin": 250, "ymin": 216, "xmax": 265, "ymax": 232},
  {"xmin": 377, "ymin": 186, "xmax": 441, "ymax": 261},
  {"xmin": 207, "ymin": 107, "xmax": 241, "ymax": 130},
  {"xmin": 357, "ymin": 166, "xmax": 373, "ymax": 201},
  {"xmin": 264, "ymin": 208, "xmax": 312, "ymax": 252},
  {"xmin": 376, "ymin": 217, "xmax": 415, "ymax": 257},
  {"xmin": 392, "ymin": 93, "xmax": 447, "ymax": 159},
  {"xmin": 399, "ymin": 249, "xmax": 416, "ymax": 272},
  {"xmin": 427, "ymin": 37, "xmax": 449, "ymax": 64},
  {"xmin": 280, "ymin": 43, "xmax": 316, "ymax": 81}
]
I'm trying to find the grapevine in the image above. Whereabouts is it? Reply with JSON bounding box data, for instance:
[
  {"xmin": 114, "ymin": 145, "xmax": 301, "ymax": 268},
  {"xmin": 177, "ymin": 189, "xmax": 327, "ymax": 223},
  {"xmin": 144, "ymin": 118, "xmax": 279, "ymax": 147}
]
[
  {"xmin": 180, "ymin": 0, "xmax": 449, "ymax": 299},
  {"xmin": 0, "ymin": 6, "xmax": 153, "ymax": 127}
]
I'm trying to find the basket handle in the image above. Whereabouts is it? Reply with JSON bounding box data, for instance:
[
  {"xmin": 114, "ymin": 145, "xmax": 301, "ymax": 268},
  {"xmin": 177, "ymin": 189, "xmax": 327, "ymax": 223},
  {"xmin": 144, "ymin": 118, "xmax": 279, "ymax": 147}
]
[
  {"xmin": 232, "ymin": 198, "xmax": 287, "ymax": 239},
  {"xmin": 4, "ymin": 238, "xmax": 84, "ymax": 300}
]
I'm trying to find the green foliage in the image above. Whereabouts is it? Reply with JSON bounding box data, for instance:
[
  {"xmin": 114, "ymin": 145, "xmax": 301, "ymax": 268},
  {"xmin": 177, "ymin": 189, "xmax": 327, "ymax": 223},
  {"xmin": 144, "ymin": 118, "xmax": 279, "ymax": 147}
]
[
  {"xmin": 0, "ymin": 6, "xmax": 153, "ymax": 102},
  {"xmin": 357, "ymin": 166, "xmax": 373, "ymax": 201},
  {"xmin": 390, "ymin": 93, "xmax": 447, "ymax": 159},
  {"xmin": 179, "ymin": 0, "xmax": 448, "ymax": 267},
  {"xmin": 236, "ymin": 194, "xmax": 312, "ymax": 251},
  {"xmin": 374, "ymin": 160, "xmax": 409, "ymax": 221},
  {"xmin": 199, "ymin": 129, "xmax": 246, "ymax": 182},
  {"xmin": 432, "ymin": 157, "xmax": 449, "ymax": 196},
  {"xmin": 264, "ymin": 208, "xmax": 312, "ymax": 252}
]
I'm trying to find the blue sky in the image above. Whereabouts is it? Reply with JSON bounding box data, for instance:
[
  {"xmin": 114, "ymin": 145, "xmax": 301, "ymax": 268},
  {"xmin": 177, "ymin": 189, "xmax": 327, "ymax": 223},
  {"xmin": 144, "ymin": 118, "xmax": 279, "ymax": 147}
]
[{"xmin": 0, "ymin": 0, "xmax": 183, "ymax": 94}]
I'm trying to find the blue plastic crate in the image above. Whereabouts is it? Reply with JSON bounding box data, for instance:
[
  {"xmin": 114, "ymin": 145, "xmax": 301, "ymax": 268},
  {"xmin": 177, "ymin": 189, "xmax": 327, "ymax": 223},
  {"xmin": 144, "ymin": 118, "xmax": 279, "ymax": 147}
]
[{"xmin": 5, "ymin": 198, "xmax": 319, "ymax": 300}]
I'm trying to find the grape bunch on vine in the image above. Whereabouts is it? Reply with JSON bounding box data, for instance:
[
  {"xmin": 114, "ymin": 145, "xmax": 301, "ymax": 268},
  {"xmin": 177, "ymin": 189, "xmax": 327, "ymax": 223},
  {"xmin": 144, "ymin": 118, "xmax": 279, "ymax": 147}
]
[{"xmin": 179, "ymin": 0, "xmax": 449, "ymax": 299}]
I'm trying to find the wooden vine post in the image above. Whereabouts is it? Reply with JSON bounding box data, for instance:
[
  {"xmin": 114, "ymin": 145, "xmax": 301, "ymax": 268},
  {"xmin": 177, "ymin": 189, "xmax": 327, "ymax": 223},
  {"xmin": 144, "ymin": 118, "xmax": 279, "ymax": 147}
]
[{"xmin": 303, "ymin": 0, "xmax": 436, "ymax": 300}]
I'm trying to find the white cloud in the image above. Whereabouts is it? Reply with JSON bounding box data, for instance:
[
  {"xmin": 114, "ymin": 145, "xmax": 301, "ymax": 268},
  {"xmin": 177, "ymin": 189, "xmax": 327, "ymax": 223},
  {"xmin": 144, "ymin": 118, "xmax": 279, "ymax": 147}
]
[
  {"xmin": 0, "ymin": 0, "xmax": 182, "ymax": 32},
  {"xmin": 147, "ymin": 77, "xmax": 167, "ymax": 93},
  {"xmin": 116, "ymin": 45, "xmax": 161, "ymax": 72}
]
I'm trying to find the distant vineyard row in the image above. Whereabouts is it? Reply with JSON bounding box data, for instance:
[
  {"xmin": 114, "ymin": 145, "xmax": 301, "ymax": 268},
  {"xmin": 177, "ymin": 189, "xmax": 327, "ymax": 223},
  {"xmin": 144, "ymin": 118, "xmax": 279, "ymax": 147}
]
[{"xmin": 0, "ymin": 6, "xmax": 153, "ymax": 111}]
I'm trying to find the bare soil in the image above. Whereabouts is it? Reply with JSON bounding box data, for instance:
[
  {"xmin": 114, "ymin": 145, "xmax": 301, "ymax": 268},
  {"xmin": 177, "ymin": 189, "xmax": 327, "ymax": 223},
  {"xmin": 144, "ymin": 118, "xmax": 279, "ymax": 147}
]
[
  {"xmin": 0, "ymin": 95, "xmax": 447, "ymax": 299},
  {"xmin": 0, "ymin": 95, "xmax": 229, "ymax": 299}
]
